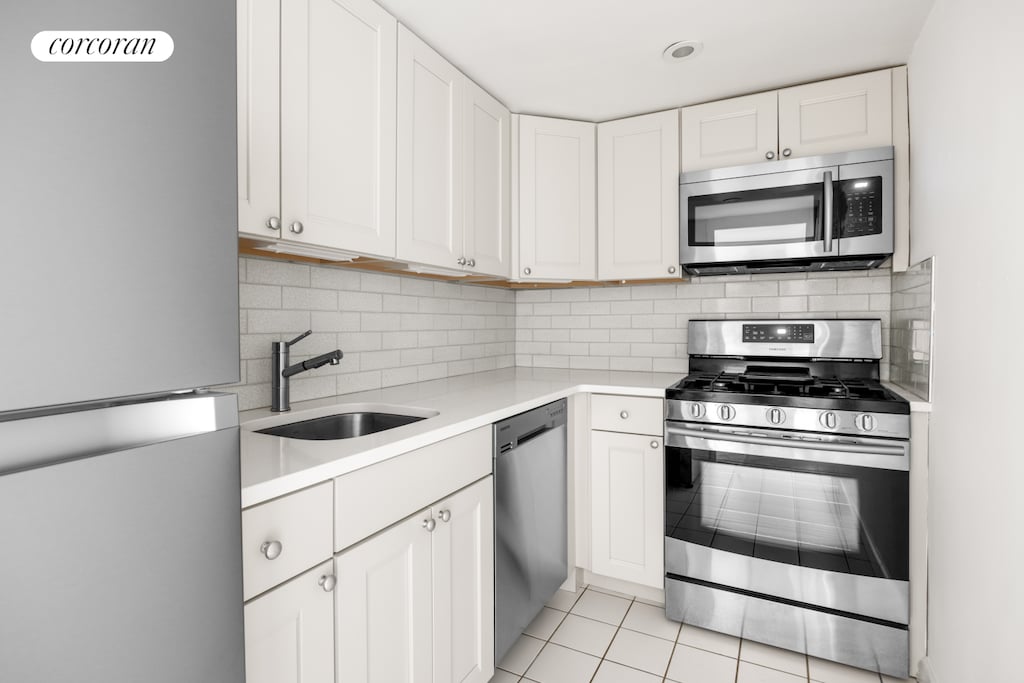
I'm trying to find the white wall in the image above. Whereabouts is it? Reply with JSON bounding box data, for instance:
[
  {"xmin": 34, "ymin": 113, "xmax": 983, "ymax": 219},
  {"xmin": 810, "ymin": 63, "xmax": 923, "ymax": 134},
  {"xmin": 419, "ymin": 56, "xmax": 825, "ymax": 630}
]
[{"xmin": 908, "ymin": 1, "xmax": 1024, "ymax": 681}]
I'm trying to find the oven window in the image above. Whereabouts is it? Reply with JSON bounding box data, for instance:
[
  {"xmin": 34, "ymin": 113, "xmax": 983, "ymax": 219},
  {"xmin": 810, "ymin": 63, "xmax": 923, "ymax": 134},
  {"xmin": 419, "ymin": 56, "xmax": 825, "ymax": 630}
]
[
  {"xmin": 665, "ymin": 446, "xmax": 908, "ymax": 580},
  {"xmin": 688, "ymin": 182, "xmax": 823, "ymax": 247}
]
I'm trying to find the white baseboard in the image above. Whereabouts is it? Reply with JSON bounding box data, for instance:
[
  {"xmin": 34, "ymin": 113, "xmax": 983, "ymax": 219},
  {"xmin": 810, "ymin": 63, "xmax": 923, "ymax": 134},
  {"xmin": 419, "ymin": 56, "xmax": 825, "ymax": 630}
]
[{"xmin": 917, "ymin": 656, "xmax": 937, "ymax": 683}]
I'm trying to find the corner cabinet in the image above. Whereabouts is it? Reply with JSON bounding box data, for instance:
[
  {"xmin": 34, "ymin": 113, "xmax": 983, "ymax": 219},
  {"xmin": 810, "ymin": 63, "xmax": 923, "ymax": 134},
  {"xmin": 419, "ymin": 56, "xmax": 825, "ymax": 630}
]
[
  {"xmin": 397, "ymin": 27, "xmax": 511, "ymax": 278},
  {"xmin": 680, "ymin": 69, "xmax": 894, "ymax": 172},
  {"xmin": 335, "ymin": 476, "xmax": 494, "ymax": 683},
  {"xmin": 597, "ymin": 110, "xmax": 680, "ymax": 280},
  {"xmin": 514, "ymin": 115, "xmax": 597, "ymax": 281},
  {"xmin": 237, "ymin": 0, "xmax": 398, "ymax": 257}
]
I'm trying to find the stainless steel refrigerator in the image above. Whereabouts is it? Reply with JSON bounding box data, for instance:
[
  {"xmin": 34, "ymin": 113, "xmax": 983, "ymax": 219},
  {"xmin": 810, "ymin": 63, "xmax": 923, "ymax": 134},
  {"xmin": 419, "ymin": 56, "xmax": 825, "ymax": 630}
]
[{"xmin": 0, "ymin": 1, "xmax": 243, "ymax": 682}]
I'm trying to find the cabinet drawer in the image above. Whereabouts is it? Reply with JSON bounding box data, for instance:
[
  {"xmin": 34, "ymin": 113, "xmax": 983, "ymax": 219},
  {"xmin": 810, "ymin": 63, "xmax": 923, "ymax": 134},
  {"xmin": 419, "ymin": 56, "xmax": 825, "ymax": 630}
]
[
  {"xmin": 591, "ymin": 394, "xmax": 663, "ymax": 436},
  {"xmin": 334, "ymin": 426, "xmax": 492, "ymax": 552},
  {"xmin": 242, "ymin": 481, "xmax": 333, "ymax": 601}
]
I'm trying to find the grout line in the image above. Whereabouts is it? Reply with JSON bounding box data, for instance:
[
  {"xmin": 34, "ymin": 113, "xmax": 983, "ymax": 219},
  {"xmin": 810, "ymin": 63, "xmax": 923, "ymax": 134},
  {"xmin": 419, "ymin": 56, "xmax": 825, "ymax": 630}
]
[{"xmin": 586, "ymin": 590, "xmax": 635, "ymax": 683}]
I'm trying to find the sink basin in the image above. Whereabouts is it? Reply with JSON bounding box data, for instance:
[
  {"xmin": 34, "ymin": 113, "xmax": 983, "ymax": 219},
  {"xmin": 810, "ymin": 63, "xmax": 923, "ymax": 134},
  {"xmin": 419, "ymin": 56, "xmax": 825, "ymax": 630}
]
[{"xmin": 256, "ymin": 411, "xmax": 428, "ymax": 440}]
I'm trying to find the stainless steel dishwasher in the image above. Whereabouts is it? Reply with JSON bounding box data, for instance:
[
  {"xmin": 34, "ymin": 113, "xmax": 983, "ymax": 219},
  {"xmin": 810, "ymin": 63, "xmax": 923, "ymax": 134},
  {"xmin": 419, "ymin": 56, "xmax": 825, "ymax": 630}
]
[{"xmin": 493, "ymin": 399, "xmax": 568, "ymax": 664}]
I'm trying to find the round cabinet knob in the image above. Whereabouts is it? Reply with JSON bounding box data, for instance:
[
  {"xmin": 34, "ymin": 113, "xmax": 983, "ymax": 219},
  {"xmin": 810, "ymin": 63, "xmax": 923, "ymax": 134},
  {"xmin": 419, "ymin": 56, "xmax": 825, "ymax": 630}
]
[
  {"xmin": 668, "ymin": 265, "xmax": 677, "ymax": 274},
  {"xmin": 688, "ymin": 403, "xmax": 706, "ymax": 419},
  {"xmin": 766, "ymin": 407, "xmax": 785, "ymax": 425},
  {"xmin": 620, "ymin": 410, "xmax": 629, "ymax": 420},
  {"xmin": 523, "ymin": 267, "xmax": 532, "ymax": 275},
  {"xmin": 782, "ymin": 148, "xmax": 792, "ymax": 158},
  {"xmin": 318, "ymin": 574, "xmax": 337, "ymax": 592},
  {"xmin": 457, "ymin": 257, "xmax": 467, "ymax": 266},
  {"xmin": 855, "ymin": 414, "xmax": 876, "ymax": 432},
  {"xmin": 422, "ymin": 518, "xmax": 436, "ymax": 532},
  {"xmin": 765, "ymin": 150, "xmax": 776, "ymax": 160},
  {"xmin": 820, "ymin": 411, "xmax": 838, "ymax": 429},
  {"xmin": 260, "ymin": 540, "xmax": 283, "ymax": 561},
  {"xmin": 265, "ymin": 216, "xmax": 281, "ymax": 231},
  {"xmin": 467, "ymin": 258, "xmax": 476, "ymax": 268},
  {"xmin": 289, "ymin": 221, "xmax": 304, "ymax": 234},
  {"xmin": 438, "ymin": 509, "xmax": 452, "ymax": 523},
  {"xmin": 718, "ymin": 404, "xmax": 736, "ymax": 421},
  {"xmin": 650, "ymin": 440, "xmax": 660, "ymax": 449}
]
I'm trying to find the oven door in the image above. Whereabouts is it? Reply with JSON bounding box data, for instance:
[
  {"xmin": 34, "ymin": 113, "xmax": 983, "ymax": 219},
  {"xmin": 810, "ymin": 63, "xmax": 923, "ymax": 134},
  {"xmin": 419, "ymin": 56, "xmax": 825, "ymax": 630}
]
[
  {"xmin": 680, "ymin": 167, "xmax": 839, "ymax": 266},
  {"xmin": 664, "ymin": 422, "xmax": 909, "ymax": 625}
]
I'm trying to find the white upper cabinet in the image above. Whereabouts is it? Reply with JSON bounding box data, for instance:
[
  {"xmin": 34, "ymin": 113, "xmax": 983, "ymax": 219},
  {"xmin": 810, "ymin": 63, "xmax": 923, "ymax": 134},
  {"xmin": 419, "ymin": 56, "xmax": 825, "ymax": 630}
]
[
  {"xmin": 463, "ymin": 81, "xmax": 511, "ymax": 278},
  {"xmin": 778, "ymin": 70, "xmax": 893, "ymax": 159},
  {"xmin": 516, "ymin": 115, "xmax": 597, "ymax": 281},
  {"xmin": 238, "ymin": 0, "xmax": 398, "ymax": 257},
  {"xmin": 397, "ymin": 26, "xmax": 464, "ymax": 270},
  {"xmin": 597, "ymin": 110, "xmax": 681, "ymax": 280},
  {"xmin": 680, "ymin": 91, "xmax": 779, "ymax": 172}
]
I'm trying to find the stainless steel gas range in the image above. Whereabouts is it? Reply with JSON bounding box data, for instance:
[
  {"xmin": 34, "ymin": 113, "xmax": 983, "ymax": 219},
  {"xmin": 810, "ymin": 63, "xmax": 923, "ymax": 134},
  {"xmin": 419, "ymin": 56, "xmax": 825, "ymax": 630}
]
[{"xmin": 663, "ymin": 319, "xmax": 911, "ymax": 678}]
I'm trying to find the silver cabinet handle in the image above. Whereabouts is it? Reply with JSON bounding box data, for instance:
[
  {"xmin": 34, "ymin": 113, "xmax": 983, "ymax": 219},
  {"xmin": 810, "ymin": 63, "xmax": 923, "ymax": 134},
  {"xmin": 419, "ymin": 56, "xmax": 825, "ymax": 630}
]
[
  {"xmin": 260, "ymin": 540, "xmax": 282, "ymax": 561},
  {"xmin": 467, "ymin": 258, "xmax": 475, "ymax": 268},
  {"xmin": 668, "ymin": 265, "xmax": 677, "ymax": 274},
  {"xmin": 422, "ymin": 518, "xmax": 436, "ymax": 532},
  {"xmin": 438, "ymin": 509, "xmax": 451, "ymax": 523},
  {"xmin": 266, "ymin": 216, "xmax": 280, "ymax": 231},
  {"xmin": 620, "ymin": 410, "xmax": 629, "ymax": 419},
  {"xmin": 782, "ymin": 148, "xmax": 792, "ymax": 157},
  {"xmin": 765, "ymin": 151, "xmax": 775, "ymax": 160},
  {"xmin": 650, "ymin": 440, "xmax": 659, "ymax": 449},
  {"xmin": 523, "ymin": 267, "xmax": 531, "ymax": 275},
  {"xmin": 318, "ymin": 574, "xmax": 337, "ymax": 592},
  {"xmin": 457, "ymin": 257, "xmax": 467, "ymax": 266},
  {"xmin": 290, "ymin": 221, "xmax": 304, "ymax": 234},
  {"xmin": 822, "ymin": 170, "xmax": 834, "ymax": 253}
]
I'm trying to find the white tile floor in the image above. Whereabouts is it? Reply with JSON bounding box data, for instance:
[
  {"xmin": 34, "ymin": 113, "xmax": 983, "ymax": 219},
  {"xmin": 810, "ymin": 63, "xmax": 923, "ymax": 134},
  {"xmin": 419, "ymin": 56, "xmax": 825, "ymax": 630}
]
[{"xmin": 492, "ymin": 585, "xmax": 915, "ymax": 683}]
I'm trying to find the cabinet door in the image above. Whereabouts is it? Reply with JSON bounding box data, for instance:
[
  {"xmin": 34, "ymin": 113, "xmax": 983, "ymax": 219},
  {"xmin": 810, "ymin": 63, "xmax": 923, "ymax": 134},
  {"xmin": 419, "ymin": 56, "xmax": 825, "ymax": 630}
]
[
  {"xmin": 244, "ymin": 561, "xmax": 335, "ymax": 683},
  {"xmin": 778, "ymin": 70, "xmax": 892, "ymax": 159},
  {"xmin": 432, "ymin": 477, "xmax": 495, "ymax": 683},
  {"xmin": 464, "ymin": 81, "xmax": 511, "ymax": 278},
  {"xmin": 336, "ymin": 512, "xmax": 434, "ymax": 683},
  {"xmin": 397, "ymin": 26, "xmax": 464, "ymax": 270},
  {"xmin": 590, "ymin": 431, "xmax": 664, "ymax": 588},
  {"xmin": 597, "ymin": 110, "xmax": 680, "ymax": 280},
  {"xmin": 517, "ymin": 115, "xmax": 597, "ymax": 281},
  {"xmin": 280, "ymin": 0, "xmax": 397, "ymax": 256},
  {"xmin": 680, "ymin": 91, "xmax": 778, "ymax": 172},
  {"xmin": 237, "ymin": 0, "xmax": 281, "ymax": 238}
]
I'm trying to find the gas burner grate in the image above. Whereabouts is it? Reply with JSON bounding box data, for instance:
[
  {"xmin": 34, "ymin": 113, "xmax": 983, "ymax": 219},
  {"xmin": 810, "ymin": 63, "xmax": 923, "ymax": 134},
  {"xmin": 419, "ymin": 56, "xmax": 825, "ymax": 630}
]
[{"xmin": 677, "ymin": 372, "xmax": 894, "ymax": 401}]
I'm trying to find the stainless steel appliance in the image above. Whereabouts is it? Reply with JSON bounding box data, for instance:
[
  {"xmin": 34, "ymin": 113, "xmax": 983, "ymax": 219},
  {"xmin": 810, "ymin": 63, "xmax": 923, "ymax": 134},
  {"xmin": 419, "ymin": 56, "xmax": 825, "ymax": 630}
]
[
  {"xmin": 679, "ymin": 147, "xmax": 894, "ymax": 275},
  {"xmin": 1, "ymin": 1, "xmax": 242, "ymax": 681},
  {"xmin": 494, "ymin": 400, "xmax": 568, "ymax": 664},
  {"xmin": 664, "ymin": 320, "xmax": 911, "ymax": 678}
]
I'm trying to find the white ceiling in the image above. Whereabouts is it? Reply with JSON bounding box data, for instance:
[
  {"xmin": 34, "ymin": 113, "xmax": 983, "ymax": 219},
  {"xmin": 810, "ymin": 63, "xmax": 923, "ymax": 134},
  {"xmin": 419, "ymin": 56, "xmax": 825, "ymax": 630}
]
[{"xmin": 378, "ymin": 0, "xmax": 935, "ymax": 121}]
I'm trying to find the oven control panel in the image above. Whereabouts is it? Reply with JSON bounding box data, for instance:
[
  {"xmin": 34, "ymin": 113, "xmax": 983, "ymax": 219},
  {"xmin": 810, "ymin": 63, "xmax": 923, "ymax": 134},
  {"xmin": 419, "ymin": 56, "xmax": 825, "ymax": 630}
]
[{"xmin": 742, "ymin": 324, "xmax": 814, "ymax": 343}]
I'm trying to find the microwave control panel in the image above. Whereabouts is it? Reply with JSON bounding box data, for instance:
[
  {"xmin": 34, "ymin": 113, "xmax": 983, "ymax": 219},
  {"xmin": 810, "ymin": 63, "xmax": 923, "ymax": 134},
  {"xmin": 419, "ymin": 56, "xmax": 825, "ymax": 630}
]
[
  {"xmin": 838, "ymin": 177, "xmax": 882, "ymax": 237},
  {"xmin": 742, "ymin": 324, "xmax": 815, "ymax": 343}
]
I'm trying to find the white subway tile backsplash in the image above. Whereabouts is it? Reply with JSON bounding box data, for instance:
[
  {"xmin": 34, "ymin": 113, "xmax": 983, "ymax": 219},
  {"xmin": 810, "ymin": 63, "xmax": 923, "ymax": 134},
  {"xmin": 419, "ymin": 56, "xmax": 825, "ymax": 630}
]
[
  {"xmin": 282, "ymin": 286, "xmax": 337, "ymax": 311},
  {"xmin": 240, "ymin": 283, "xmax": 282, "ymax": 309},
  {"xmin": 247, "ymin": 309, "xmax": 311, "ymax": 334},
  {"xmin": 246, "ymin": 259, "xmax": 310, "ymax": 287}
]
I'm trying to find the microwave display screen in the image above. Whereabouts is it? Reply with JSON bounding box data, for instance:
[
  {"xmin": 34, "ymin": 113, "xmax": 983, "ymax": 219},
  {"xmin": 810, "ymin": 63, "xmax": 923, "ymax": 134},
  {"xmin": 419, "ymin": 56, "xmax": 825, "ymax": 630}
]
[{"xmin": 838, "ymin": 176, "xmax": 883, "ymax": 238}]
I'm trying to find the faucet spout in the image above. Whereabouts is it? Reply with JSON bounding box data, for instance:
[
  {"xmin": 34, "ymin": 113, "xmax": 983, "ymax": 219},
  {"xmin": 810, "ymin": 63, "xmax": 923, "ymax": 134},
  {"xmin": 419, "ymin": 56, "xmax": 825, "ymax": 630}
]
[{"xmin": 270, "ymin": 331, "xmax": 344, "ymax": 412}]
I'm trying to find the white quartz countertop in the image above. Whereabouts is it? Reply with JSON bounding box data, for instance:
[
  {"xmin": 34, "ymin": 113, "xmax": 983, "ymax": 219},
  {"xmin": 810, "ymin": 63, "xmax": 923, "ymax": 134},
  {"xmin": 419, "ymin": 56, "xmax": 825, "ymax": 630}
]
[
  {"xmin": 239, "ymin": 367, "xmax": 680, "ymax": 507},
  {"xmin": 882, "ymin": 381, "xmax": 932, "ymax": 412}
]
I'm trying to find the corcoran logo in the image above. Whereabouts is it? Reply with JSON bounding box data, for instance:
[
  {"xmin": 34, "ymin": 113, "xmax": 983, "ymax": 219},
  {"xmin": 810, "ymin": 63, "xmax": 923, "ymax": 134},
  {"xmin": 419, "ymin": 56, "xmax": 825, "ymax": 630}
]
[{"xmin": 31, "ymin": 31, "xmax": 174, "ymax": 62}]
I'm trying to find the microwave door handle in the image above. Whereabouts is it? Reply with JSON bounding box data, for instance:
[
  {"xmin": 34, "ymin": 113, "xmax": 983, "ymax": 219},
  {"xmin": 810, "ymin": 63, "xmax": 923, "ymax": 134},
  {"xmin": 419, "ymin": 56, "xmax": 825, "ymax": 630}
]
[{"xmin": 822, "ymin": 170, "xmax": 834, "ymax": 252}]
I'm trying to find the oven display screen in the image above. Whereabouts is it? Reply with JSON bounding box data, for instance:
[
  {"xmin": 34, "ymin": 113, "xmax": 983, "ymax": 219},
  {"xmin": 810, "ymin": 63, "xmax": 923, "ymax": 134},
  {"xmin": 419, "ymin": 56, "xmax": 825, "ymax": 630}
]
[{"xmin": 742, "ymin": 324, "xmax": 814, "ymax": 343}]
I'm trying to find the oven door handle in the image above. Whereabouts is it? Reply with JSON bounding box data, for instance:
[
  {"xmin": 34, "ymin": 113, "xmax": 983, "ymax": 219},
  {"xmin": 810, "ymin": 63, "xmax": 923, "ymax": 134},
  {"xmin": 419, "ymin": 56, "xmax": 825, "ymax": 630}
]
[{"xmin": 665, "ymin": 424, "xmax": 909, "ymax": 471}]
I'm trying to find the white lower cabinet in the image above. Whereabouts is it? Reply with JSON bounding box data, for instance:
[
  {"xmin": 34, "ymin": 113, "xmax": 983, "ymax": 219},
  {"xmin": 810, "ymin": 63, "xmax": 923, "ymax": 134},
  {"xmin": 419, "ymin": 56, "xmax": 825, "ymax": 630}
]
[
  {"xmin": 590, "ymin": 430, "xmax": 664, "ymax": 588},
  {"xmin": 335, "ymin": 476, "xmax": 494, "ymax": 683},
  {"xmin": 243, "ymin": 560, "xmax": 336, "ymax": 683}
]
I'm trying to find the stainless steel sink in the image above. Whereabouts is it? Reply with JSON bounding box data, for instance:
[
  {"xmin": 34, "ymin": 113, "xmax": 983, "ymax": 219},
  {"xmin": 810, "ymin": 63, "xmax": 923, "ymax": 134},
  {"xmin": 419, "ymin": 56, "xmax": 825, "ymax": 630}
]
[{"xmin": 256, "ymin": 411, "xmax": 427, "ymax": 440}]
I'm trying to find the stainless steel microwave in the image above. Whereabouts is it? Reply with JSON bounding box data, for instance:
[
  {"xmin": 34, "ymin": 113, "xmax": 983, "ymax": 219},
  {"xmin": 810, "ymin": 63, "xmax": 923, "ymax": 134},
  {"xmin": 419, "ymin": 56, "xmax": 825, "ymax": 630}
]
[{"xmin": 679, "ymin": 147, "xmax": 894, "ymax": 275}]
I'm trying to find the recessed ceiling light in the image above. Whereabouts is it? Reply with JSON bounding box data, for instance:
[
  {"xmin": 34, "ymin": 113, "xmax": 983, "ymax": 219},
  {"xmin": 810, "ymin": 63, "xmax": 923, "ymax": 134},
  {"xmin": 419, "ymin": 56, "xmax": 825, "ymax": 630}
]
[{"xmin": 663, "ymin": 40, "xmax": 703, "ymax": 63}]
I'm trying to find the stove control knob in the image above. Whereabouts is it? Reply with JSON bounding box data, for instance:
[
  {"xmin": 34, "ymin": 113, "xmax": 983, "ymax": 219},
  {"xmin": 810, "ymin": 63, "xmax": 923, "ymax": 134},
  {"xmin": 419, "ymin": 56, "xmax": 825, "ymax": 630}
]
[
  {"xmin": 688, "ymin": 402, "xmax": 706, "ymax": 419},
  {"xmin": 819, "ymin": 411, "xmax": 838, "ymax": 429},
  {"xmin": 718, "ymin": 405, "xmax": 736, "ymax": 421},
  {"xmin": 766, "ymin": 407, "xmax": 785, "ymax": 425},
  {"xmin": 855, "ymin": 414, "xmax": 876, "ymax": 432}
]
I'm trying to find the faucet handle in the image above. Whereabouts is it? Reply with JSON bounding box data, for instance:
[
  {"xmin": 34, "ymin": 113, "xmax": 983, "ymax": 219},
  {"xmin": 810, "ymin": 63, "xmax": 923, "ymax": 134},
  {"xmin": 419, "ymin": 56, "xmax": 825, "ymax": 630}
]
[{"xmin": 286, "ymin": 330, "xmax": 312, "ymax": 347}]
